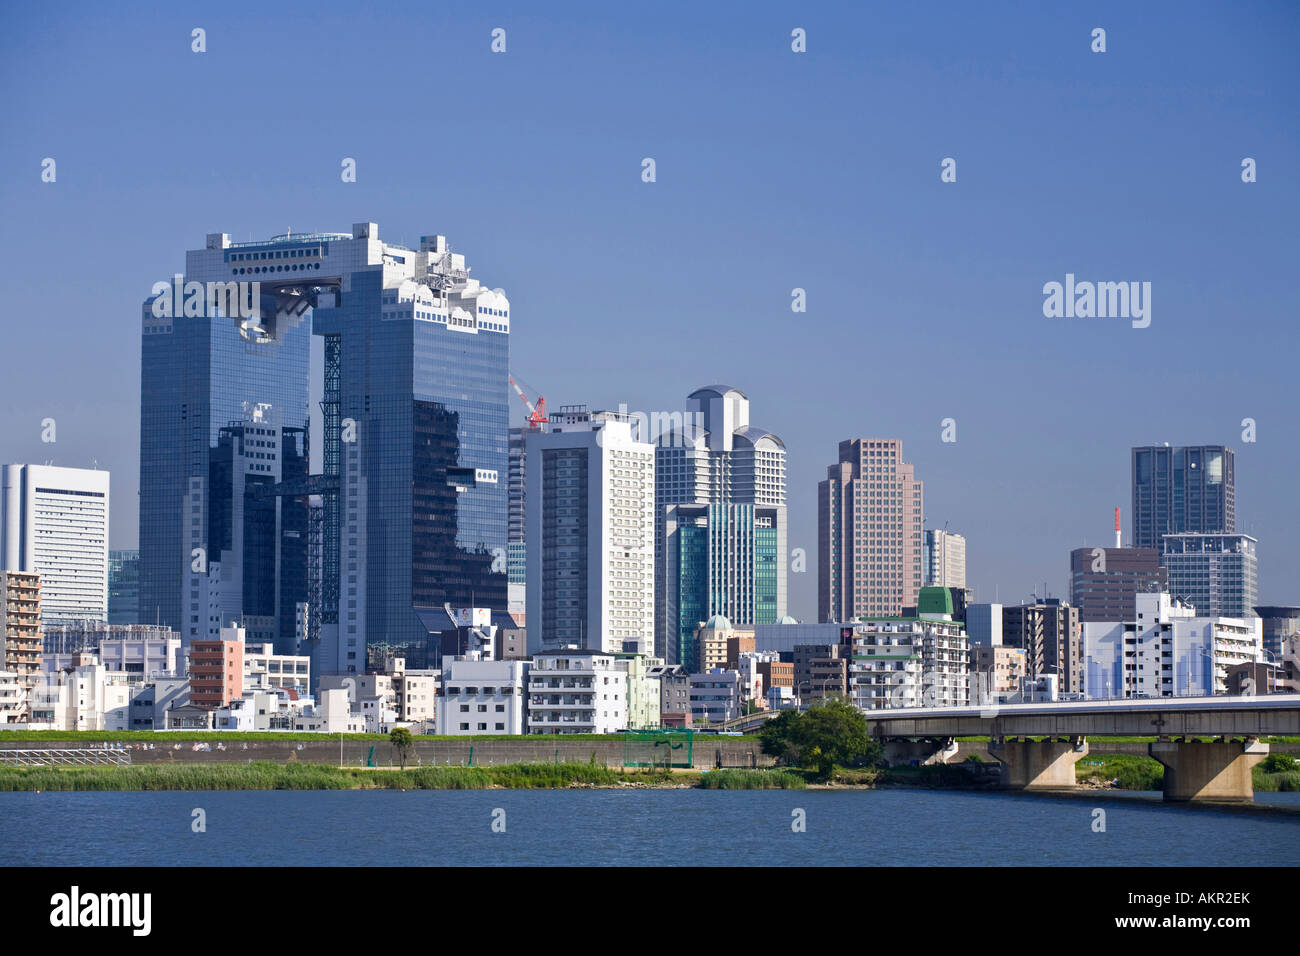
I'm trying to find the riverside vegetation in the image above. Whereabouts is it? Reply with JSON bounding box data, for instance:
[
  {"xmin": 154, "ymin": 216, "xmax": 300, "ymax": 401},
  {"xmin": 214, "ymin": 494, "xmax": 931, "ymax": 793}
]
[{"xmin": 0, "ymin": 762, "xmax": 809, "ymax": 792}]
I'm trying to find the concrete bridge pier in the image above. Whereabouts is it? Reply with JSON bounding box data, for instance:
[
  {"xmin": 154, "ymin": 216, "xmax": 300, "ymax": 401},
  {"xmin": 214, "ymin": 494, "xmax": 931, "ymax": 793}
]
[
  {"xmin": 883, "ymin": 737, "xmax": 959, "ymax": 767},
  {"xmin": 987, "ymin": 736, "xmax": 1088, "ymax": 791},
  {"xmin": 1149, "ymin": 737, "xmax": 1268, "ymax": 803}
]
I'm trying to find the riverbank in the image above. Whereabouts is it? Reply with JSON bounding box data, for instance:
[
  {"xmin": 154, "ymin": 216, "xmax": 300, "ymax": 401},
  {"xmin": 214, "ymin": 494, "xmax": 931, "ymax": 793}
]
[
  {"xmin": 3, "ymin": 755, "xmax": 1295, "ymax": 795},
  {"xmin": 0, "ymin": 762, "xmax": 807, "ymax": 792}
]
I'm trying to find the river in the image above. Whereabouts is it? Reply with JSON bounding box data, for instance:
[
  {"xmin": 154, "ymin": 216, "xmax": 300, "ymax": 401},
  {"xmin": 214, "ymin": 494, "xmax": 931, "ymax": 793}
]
[{"xmin": 4, "ymin": 789, "xmax": 1299, "ymax": 866}]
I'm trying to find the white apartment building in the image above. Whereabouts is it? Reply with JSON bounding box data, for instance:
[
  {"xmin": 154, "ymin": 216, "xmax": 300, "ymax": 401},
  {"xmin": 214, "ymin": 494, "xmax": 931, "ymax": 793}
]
[
  {"xmin": 293, "ymin": 688, "xmax": 365, "ymax": 733},
  {"xmin": 525, "ymin": 409, "xmax": 655, "ymax": 654},
  {"xmin": 2, "ymin": 464, "xmax": 110, "ymax": 623},
  {"xmin": 438, "ymin": 657, "xmax": 528, "ymax": 735},
  {"xmin": 527, "ymin": 651, "xmax": 627, "ymax": 734},
  {"xmin": 848, "ymin": 618, "xmax": 970, "ymax": 710},
  {"xmin": 0, "ymin": 670, "xmax": 22, "ymax": 723},
  {"xmin": 924, "ymin": 529, "xmax": 966, "ymax": 589},
  {"xmin": 320, "ymin": 660, "xmax": 439, "ymax": 723},
  {"xmin": 26, "ymin": 664, "xmax": 133, "ymax": 730},
  {"xmin": 614, "ymin": 652, "xmax": 663, "ymax": 730},
  {"xmin": 98, "ymin": 631, "xmax": 182, "ymax": 678},
  {"xmin": 737, "ymin": 650, "xmax": 778, "ymax": 707},
  {"xmin": 243, "ymin": 642, "xmax": 311, "ymax": 696},
  {"xmin": 1082, "ymin": 591, "xmax": 1263, "ymax": 699}
]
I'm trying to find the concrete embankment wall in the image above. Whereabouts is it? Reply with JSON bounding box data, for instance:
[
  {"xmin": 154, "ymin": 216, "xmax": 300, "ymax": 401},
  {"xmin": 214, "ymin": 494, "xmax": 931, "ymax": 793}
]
[{"xmin": 0, "ymin": 737, "xmax": 775, "ymax": 770}]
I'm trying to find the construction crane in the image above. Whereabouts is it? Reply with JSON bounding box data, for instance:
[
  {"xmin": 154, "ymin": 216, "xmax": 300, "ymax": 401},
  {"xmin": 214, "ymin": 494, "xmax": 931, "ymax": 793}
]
[{"xmin": 509, "ymin": 375, "xmax": 548, "ymax": 430}]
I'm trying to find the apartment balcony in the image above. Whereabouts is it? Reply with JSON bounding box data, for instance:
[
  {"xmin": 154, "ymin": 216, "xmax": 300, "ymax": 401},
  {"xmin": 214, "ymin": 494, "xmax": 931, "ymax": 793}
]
[{"xmin": 530, "ymin": 697, "xmax": 591, "ymax": 708}]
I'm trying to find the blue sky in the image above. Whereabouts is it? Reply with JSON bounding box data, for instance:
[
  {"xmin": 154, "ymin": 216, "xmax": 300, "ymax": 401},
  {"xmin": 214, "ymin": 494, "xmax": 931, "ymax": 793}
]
[{"xmin": 1, "ymin": 1, "xmax": 1297, "ymax": 619}]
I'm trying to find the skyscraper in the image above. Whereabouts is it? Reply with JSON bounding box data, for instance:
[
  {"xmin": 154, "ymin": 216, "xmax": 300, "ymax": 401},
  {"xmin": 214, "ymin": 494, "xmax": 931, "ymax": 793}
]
[
  {"xmin": 139, "ymin": 232, "xmax": 310, "ymax": 650},
  {"xmin": 311, "ymin": 225, "xmax": 510, "ymax": 673},
  {"xmin": 526, "ymin": 406, "xmax": 655, "ymax": 654},
  {"xmin": 108, "ymin": 550, "xmax": 140, "ymax": 626},
  {"xmin": 507, "ymin": 426, "xmax": 528, "ymax": 615},
  {"xmin": 818, "ymin": 439, "xmax": 924, "ymax": 622},
  {"xmin": 1131, "ymin": 444, "xmax": 1235, "ymax": 549},
  {"xmin": 655, "ymin": 386, "xmax": 787, "ymax": 666},
  {"xmin": 2, "ymin": 464, "xmax": 110, "ymax": 624},
  {"xmin": 141, "ymin": 224, "xmax": 510, "ymax": 675}
]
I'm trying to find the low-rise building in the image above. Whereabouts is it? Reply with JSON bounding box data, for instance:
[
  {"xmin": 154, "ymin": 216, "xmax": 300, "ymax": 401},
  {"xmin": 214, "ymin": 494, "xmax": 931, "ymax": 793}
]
[
  {"xmin": 293, "ymin": 688, "xmax": 365, "ymax": 733},
  {"xmin": 244, "ymin": 643, "xmax": 310, "ymax": 697},
  {"xmin": 689, "ymin": 669, "xmax": 741, "ymax": 724},
  {"xmin": 95, "ymin": 627, "xmax": 182, "ymax": 678},
  {"xmin": 439, "ymin": 657, "xmax": 528, "ymax": 735},
  {"xmin": 649, "ymin": 663, "xmax": 691, "ymax": 727},
  {"xmin": 125, "ymin": 677, "xmax": 190, "ymax": 730},
  {"xmin": 615, "ymin": 653, "xmax": 663, "ymax": 730},
  {"xmin": 527, "ymin": 651, "xmax": 626, "ymax": 734},
  {"xmin": 793, "ymin": 643, "xmax": 848, "ymax": 703},
  {"xmin": 26, "ymin": 664, "xmax": 133, "ymax": 730},
  {"xmin": 0, "ymin": 669, "xmax": 23, "ymax": 723},
  {"xmin": 737, "ymin": 651, "xmax": 779, "ymax": 710},
  {"xmin": 970, "ymin": 645, "xmax": 1027, "ymax": 704}
]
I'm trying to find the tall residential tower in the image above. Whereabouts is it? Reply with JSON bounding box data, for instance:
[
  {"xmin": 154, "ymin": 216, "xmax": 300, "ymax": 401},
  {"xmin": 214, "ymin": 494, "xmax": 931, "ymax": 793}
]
[{"xmin": 818, "ymin": 439, "xmax": 924, "ymax": 622}]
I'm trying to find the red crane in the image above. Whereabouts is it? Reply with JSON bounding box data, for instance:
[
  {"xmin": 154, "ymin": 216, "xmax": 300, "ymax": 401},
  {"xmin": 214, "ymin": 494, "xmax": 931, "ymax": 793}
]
[{"xmin": 509, "ymin": 376, "xmax": 548, "ymax": 430}]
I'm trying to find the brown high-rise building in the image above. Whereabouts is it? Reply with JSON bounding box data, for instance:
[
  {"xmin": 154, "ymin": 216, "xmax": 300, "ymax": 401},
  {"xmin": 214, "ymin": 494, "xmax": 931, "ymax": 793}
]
[
  {"xmin": 818, "ymin": 439, "xmax": 924, "ymax": 622},
  {"xmin": 1069, "ymin": 546, "xmax": 1166, "ymax": 622},
  {"xmin": 0, "ymin": 571, "xmax": 42, "ymax": 718}
]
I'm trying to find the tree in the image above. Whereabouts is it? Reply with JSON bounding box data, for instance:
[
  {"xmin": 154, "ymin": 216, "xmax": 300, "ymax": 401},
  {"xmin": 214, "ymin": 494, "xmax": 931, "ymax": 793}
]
[
  {"xmin": 759, "ymin": 697, "xmax": 881, "ymax": 779},
  {"xmin": 390, "ymin": 726, "xmax": 413, "ymax": 769}
]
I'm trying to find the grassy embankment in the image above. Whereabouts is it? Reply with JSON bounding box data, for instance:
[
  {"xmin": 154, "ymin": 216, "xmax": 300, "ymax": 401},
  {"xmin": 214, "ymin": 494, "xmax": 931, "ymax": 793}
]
[
  {"xmin": 0, "ymin": 762, "xmax": 805, "ymax": 791},
  {"xmin": 0, "ymin": 730, "xmax": 757, "ymax": 744}
]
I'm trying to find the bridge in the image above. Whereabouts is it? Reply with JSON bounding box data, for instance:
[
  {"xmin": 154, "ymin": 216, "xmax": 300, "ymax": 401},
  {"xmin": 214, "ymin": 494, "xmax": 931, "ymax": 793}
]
[
  {"xmin": 729, "ymin": 695, "xmax": 1300, "ymax": 803},
  {"xmin": 866, "ymin": 695, "xmax": 1300, "ymax": 803}
]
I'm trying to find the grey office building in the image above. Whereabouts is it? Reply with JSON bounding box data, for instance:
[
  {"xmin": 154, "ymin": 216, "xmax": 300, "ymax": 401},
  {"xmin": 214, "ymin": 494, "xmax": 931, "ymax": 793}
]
[
  {"xmin": 1161, "ymin": 533, "xmax": 1258, "ymax": 619},
  {"xmin": 1131, "ymin": 445, "xmax": 1235, "ymax": 550},
  {"xmin": 1255, "ymin": 606, "xmax": 1300, "ymax": 660}
]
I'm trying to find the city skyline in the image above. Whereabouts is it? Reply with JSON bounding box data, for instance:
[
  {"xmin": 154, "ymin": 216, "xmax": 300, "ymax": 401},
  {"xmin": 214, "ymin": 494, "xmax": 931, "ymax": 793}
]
[{"xmin": 2, "ymin": 3, "xmax": 1297, "ymax": 621}]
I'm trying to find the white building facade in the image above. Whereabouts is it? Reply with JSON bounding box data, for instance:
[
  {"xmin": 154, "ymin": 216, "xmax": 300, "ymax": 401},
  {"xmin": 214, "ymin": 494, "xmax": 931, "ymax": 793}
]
[
  {"xmin": 1082, "ymin": 591, "xmax": 1263, "ymax": 699},
  {"xmin": 848, "ymin": 618, "xmax": 969, "ymax": 710},
  {"xmin": 924, "ymin": 529, "xmax": 967, "ymax": 589},
  {"xmin": 525, "ymin": 409, "xmax": 655, "ymax": 655},
  {"xmin": 438, "ymin": 657, "xmax": 528, "ymax": 735},
  {"xmin": 527, "ymin": 651, "xmax": 627, "ymax": 734},
  {"xmin": 2, "ymin": 464, "xmax": 110, "ymax": 623}
]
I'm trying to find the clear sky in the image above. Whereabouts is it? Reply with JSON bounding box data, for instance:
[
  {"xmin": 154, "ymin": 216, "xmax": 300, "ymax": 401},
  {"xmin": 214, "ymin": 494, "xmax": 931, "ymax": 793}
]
[{"xmin": 1, "ymin": 1, "xmax": 1297, "ymax": 620}]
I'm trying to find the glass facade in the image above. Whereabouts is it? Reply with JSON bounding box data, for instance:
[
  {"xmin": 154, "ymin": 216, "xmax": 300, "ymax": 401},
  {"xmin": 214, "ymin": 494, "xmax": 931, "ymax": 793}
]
[
  {"xmin": 1131, "ymin": 445, "xmax": 1235, "ymax": 550},
  {"xmin": 313, "ymin": 268, "xmax": 508, "ymax": 655},
  {"xmin": 139, "ymin": 279, "xmax": 311, "ymax": 648},
  {"xmin": 108, "ymin": 549, "xmax": 140, "ymax": 626}
]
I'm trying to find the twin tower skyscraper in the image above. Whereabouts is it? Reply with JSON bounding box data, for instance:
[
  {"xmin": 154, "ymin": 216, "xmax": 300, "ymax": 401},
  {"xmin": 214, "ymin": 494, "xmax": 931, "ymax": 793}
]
[{"xmin": 138, "ymin": 223, "xmax": 511, "ymax": 677}]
